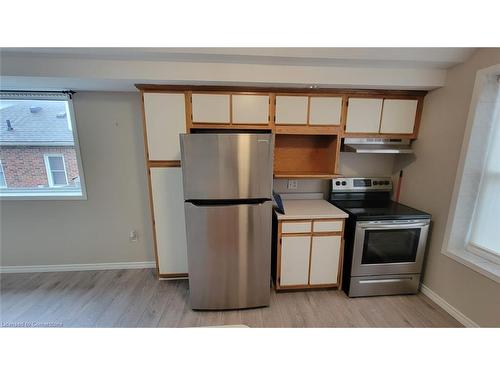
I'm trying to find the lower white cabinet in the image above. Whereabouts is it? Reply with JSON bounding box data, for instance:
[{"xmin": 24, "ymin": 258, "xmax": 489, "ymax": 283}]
[
  {"xmin": 280, "ymin": 236, "xmax": 311, "ymax": 286},
  {"xmin": 277, "ymin": 219, "xmax": 344, "ymax": 289},
  {"xmin": 150, "ymin": 167, "xmax": 188, "ymax": 275},
  {"xmin": 309, "ymin": 235, "xmax": 341, "ymax": 285}
]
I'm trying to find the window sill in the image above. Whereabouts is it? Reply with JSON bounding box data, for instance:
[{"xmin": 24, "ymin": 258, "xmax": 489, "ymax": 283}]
[
  {"xmin": 0, "ymin": 188, "xmax": 87, "ymax": 200},
  {"xmin": 442, "ymin": 248, "xmax": 500, "ymax": 284}
]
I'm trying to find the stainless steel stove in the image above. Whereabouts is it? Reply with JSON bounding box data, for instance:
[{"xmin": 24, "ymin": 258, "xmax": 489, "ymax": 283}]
[{"xmin": 329, "ymin": 177, "xmax": 431, "ymax": 297}]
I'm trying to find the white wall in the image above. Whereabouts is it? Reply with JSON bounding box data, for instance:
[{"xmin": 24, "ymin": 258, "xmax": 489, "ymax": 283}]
[
  {"xmin": 0, "ymin": 92, "xmax": 154, "ymax": 267},
  {"xmin": 395, "ymin": 48, "xmax": 500, "ymax": 327}
]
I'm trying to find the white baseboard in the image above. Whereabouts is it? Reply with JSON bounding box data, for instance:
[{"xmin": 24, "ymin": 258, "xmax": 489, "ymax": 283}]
[
  {"xmin": 0, "ymin": 261, "xmax": 156, "ymax": 274},
  {"xmin": 420, "ymin": 283, "xmax": 479, "ymax": 328}
]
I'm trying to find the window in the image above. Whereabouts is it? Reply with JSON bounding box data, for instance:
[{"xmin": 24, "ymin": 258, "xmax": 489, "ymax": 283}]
[
  {"xmin": 0, "ymin": 161, "xmax": 6, "ymax": 188},
  {"xmin": 468, "ymin": 96, "xmax": 500, "ymax": 262},
  {"xmin": 44, "ymin": 154, "xmax": 68, "ymax": 187},
  {"xmin": 443, "ymin": 65, "xmax": 500, "ymax": 282},
  {"xmin": 0, "ymin": 91, "xmax": 86, "ymax": 199}
]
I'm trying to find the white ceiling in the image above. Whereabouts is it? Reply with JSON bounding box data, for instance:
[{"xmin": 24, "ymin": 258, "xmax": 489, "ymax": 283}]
[
  {"xmin": 1, "ymin": 47, "xmax": 476, "ymax": 69},
  {"xmin": 0, "ymin": 48, "xmax": 477, "ymax": 91}
]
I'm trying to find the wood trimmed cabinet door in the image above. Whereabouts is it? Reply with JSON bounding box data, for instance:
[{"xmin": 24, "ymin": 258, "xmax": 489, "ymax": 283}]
[
  {"xmin": 191, "ymin": 93, "xmax": 230, "ymax": 124},
  {"xmin": 150, "ymin": 167, "xmax": 188, "ymax": 276},
  {"xmin": 345, "ymin": 98, "xmax": 383, "ymax": 134},
  {"xmin": 143, "ymin": 92, "xmax": 186, "ymax": 161},
  {"xmin": 309, "ymin": 96, "xmax": 343, "ymax": 126},
  {"xmin": 232, "ymin": 94, "xmax": 269, "ymax": 124},
  {"xmin": 379, "ymin": 99, "xmax": 419, "ymax": 134},
  {"xmin": 275, "ymin": 95, "xmax": 309, "ymax": 125},
  {"xmin": 309, "ymin": 235, "xmax": 342, "ymax": 285},
  {"xmin": 280, "ymin": 236, "xmax": 311, "ymax": 286}
]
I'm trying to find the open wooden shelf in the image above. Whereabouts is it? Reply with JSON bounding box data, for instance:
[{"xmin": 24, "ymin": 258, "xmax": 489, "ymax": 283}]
[
  {"xmin": 274, "ymin": 134, "xmax": 339, "ymax": 178},
  {"xmin": 273, "ymin": 171, "xmax": 340, "ymax": 179}
]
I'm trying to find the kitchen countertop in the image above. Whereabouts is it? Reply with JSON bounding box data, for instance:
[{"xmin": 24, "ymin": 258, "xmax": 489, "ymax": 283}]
[{"xmin": 275, "ymin": 199, "xmax": 348, "ymax": 220}]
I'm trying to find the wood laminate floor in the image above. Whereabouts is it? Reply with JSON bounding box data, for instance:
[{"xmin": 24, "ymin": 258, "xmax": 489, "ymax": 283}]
[{"xmin": 0, "ymin": 269, "xmax": 462, "ymax": 328}]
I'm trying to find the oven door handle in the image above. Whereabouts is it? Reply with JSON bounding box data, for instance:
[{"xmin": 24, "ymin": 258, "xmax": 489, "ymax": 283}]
[
  {"xmin": 359, "ymin": 277, "xmax": 413, "ymax": 284},
  {"xmin": 358, "ymin": 223, "xmax": 429, "ymax": 230}
]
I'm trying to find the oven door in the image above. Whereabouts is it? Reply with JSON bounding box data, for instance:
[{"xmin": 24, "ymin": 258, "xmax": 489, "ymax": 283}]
[{"xmin": 351, "ymin": 219, "xmax": 430, "ymax": 277}]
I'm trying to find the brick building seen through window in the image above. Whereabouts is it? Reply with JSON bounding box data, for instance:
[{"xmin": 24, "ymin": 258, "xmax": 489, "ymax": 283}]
[{"xmin": 0, "ymin": 97, "xmax": 84, "ymax": 198}]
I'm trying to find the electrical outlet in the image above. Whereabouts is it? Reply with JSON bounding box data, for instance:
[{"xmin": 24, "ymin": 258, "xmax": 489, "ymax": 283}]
[
  {"xmin": 129, "ymin": 230, "xmax": 138, "ymax": 242},
  {"xmin": 287, "ymin": 180, "xmax": 298, "ymax": 190}
]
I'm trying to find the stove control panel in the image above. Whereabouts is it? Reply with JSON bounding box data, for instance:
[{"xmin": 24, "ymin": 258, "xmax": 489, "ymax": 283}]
[{"xmin": 331, "ymin": 177, "xmax": 393, "ymax": 191}]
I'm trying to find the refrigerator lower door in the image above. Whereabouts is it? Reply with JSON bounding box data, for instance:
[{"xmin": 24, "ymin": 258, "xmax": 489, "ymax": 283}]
[{"xmin": 184, "ymin": 200, "xmax": 272, "ymax": 310}]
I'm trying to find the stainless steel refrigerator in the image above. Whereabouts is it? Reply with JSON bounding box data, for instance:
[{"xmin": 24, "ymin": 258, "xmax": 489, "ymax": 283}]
[{"xmin": 180, "ymin": 133, "xmax": 274, "ymax": 310}]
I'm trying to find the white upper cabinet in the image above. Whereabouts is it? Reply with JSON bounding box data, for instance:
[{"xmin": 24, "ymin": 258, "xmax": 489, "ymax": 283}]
[
  {"xmin": 232, "ymin": 94, "xmax": 269, "ymax": 124},
  {"xmin": 150, "ymin": 167, "xmax": 188, "ymax": 275},
  {"xmin": 280, "ymin": 236, "xmax": 311, "ymax": 286},
  {"xmin": 275, "ymin": 95, "xmax": 309, "ymax": 125},
  {"xmin": 143, "ymin": 93, "xmax": 186, "ymax": 161},
  {"xmin": 345, "ymin": 98, "xmax": 383, "ymax": 133},
  {"xmin": 379, "ymin": 99, "xmax": 418, "ymax": 134},
  {"xmin": 309, "ymin": 97, "xmax": 343, "ymax": 125},
  {"xmin": 309, "ymin": 235, "xmax": 341, "ymax": 285},
  {"xmin": 191, "ymin": 94, "xmax": 230, "ymax": 123}
]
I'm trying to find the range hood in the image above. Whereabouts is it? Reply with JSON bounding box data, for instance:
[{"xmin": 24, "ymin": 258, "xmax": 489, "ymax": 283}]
[{"xmin": 342, "ymin": 138, "xmax": 413, "ymax": 154}]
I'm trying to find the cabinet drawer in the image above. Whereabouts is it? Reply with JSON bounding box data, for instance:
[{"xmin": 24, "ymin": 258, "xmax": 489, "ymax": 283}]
[
  {"xmin": 281, "ymin": 221, "xmax": 311, "ymax": 233},
  {"xmin": 313, "ymin": 220, "xmax": 343, "ymax": 233}
]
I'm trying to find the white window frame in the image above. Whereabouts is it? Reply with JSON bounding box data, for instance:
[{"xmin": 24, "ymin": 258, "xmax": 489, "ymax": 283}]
[
  {"xmin": 0, "ymin": 160, "xmax": 7, "ymax": 188},
  {"xmin": 442, "ymin": 64, "xmax": 500, "ymax": 283},
  {"xmin": 0, "ymin": 91, "xmax": 87, "ymax": 200},
  {"xmin": 44, "ymin": 154, "xmax": 68, "ymax": 187}
]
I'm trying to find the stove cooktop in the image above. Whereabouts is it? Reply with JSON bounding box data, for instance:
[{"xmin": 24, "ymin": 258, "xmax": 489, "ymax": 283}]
[{"xmin": 330, "ymin": 199, "xmax": 431, "ymax": 221}]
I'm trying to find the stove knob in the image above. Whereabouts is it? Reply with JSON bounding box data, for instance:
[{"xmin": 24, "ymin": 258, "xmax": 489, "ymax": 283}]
[
  {"xmin": 384, "ymin": 181, "xmax": 390, "ymax": 185},
  {"xmin": 373, "ymin": 181, "xmax": 378, "ymax": 185},
  {"xmin": 335, "ymin": 181, "xmax": 341, "ymax": 186},
  {"xmin": 341, "ymin": 181, "xmax": 347, "ymax": 186}
]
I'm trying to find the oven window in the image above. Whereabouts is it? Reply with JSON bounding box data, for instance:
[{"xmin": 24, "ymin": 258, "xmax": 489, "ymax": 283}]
[{"xmin": 361, "ymin": 229, "xmax": 420, "ymax": 264}]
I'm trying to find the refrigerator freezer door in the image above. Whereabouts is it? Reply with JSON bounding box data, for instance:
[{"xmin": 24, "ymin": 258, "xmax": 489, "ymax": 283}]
[
  {"xmin": 184, "ymin": 200, "xmax": 272, "ymax": 310},
  {"xmin": 180, "ymin": 133, "xmax": 274, "ymax": 200}
]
